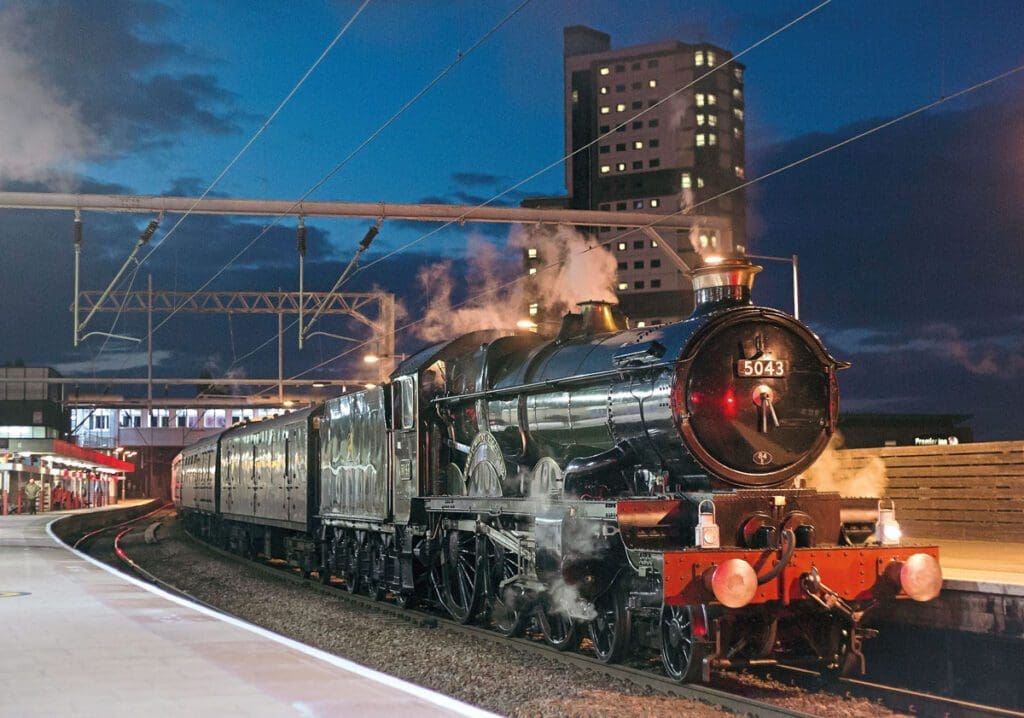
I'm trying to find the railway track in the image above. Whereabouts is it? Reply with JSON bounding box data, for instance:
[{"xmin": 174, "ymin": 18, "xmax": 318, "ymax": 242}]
[{"xmin": 93, "ymin": 516, "xmax": 1022, "ymax": 718}]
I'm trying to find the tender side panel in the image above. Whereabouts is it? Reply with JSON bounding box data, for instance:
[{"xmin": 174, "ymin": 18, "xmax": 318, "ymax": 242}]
[{"xmin": 320, "ymin": 387, "xmax": 388, "ymax": 522}]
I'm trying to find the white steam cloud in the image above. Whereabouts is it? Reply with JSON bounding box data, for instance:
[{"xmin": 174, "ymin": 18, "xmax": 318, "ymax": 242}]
[
  {"xmin": 413, "ymin": 226, "xmax": 618, "ymax": 342},
  {"xmin": 0, "ymin": 13, "xmax": 94, "ymax": 185},
  {"xmin": 800, "ymin": 431, "xmax": 889, "ymax": 498}
]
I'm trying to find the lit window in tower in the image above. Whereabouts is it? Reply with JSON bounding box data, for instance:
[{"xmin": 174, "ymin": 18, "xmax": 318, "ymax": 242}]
[
  {"xmin": 528, "ymin": 267, "xmax": 537, "ymax": 275},
  {"xmin": 733, "ymin": 88, "xmax": 743, "ymax": 101},
  {"xmin": 650, "ymin": 199, "xmax": 660, "ymax": 208},
  {"xmin": 681, "ymin": 173, "xmax": 692, "ymax": 189},
  {"xmin": 708, "ymin": 132, "xmax": 717, "ymax": 146},
  {"xmin": 618, "ymin": 282, "xmax": 628, "ymax": 291},
  {"xmin": 617, "ymin": 242, "xmax": 627, "ymax": 251},
  {"xmin": 616, "ymin": 103, "xmax": 626, "ymax": 112},
  {"xmin": 707, "ymin": 115, "xmax": 717, "ymax": 127},
  {"xmin": 733, "ymin": 126, "xmax": 742, "ymax": 139},
  {"xmin": 572, "ymin": 90, "xmax": 578, "ymax": 104},
  {"xmin": 600, "ymin": 106, "xmax": 611, "ymax": 115},
  {"xmin": 529, "ymin": 303, "xmax": 538, "ymax": 316},
  {"xmin": 696, "ymin": 114, "xmax": 706, "ymax": 125},
  {"xmin": 707, "ymin": 94, "xmax": 717, "ymax": 105},
  {"xmin": 527, "ymin": 248, "xmax": 538, "ymax": 258},
  {"xmin": 634, "ymin": 140, "xmax": 644, "ymax": 149},
  {"xmin": 734, "ymin": 67, "xmax": 744, "ymax": 82},
  {"xmin": 616, "ymin": 162, "xmax": 626, "ymax": 171},
  {"xmin": 734, "ymin": 108, "xmax": 744, "ymax": 122},
  {"xmin": 600, "ymin": 86, "xmax": 609, "ymax": 94},
  {"xmin": 694, "ymin": 51, "xmax": 705, "ymax": 66},
  {"xmin": 707, "ymin": 51, "xmax": 716, "ymax": 66},
  {"xmin": 600, "ymin": 165, "xmax": 611, "ymax": 174},
  {"xmin": 600, "ymin": 66, "xmax": 610, "ymax": 75},
  {"xmin": 696, "ymin": 134, "xmax": 706, "ymax": 147},
  {"xmin": 696, "ymin": 93, "xmax": 705, "ymax": 107},
  {"xmin": 699, "ymin": 233, "xmax": 709, "ymax": 249},
  {"xmin": 648, "ymin": 79, "xmax": 657, "ymax": 88},
  {"xmin": 735, "ymin": 166, "xmax": 745, "ymax": 179},
  {"xmin": 697, "ymin": 177, "xmax": 705, "ymax": 188}
]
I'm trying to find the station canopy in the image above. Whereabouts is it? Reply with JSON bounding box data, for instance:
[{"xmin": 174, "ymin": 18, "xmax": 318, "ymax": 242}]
[{"xmin": 0, "ymin": 438, "xmax": 135, "ymax": 476}]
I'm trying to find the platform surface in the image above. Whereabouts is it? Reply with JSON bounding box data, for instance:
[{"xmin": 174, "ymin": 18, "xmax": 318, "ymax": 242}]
[
  {"xmin": 933, "ymin": 538, "xmax": 1024, "ymax": 595},
  {"xmin": 0, "ymin": 513, "xmax": 495, "ymax": 718}
]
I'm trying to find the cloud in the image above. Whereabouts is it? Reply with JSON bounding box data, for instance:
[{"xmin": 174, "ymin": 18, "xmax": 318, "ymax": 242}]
[
  {"xmin": 451, "ymin": 171, "xmax": 506, "ymax": 187},
  {"xmin": 0, "ymin": 1, "xmax": 244, "ymax": 183},
  {"xmin": 52, "ymin": 349, "xmax": 175, "ymax": 375}
]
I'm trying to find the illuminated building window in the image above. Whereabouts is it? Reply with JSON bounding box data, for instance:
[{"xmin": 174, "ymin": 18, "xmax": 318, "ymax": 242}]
[
  {"xmin": 707, "ymin": 94, "xmax": 716, "ymax": 106},
  {"xmin": 600, "ymin": 86, "xmax": 609, "ymax": 94},
  {"xmin": 734, "ymin": 108, "xmax": 744, "ymax": 122},
  {"xmin": 616, "ymin": 103, "xmax": 626, "ymax": 112},
  {"xmin": 634, "ymin": 140, "xmax": 644, "ymax": 149},
  {"xmin": 600, "ymin": 66, "xmax": 610, "ymax": 75},
  {"xmin": 617, "ymin": 242, "xmax": 627, "ymax": 251},
  {"xmin": 696, "ymin": 93, "xmax": 705, "ymax": 107},
  {"xmin": 527, "ymin": 248, "xmax": 538, "ymax": 258},
  {"xmin": 650, "ymin": 239, "xmax": 659, "ymax": 247},
  {"xmin": 708, "ymin": 132, "xmax": 717, "ymax": 146},
  {"xmin": 707, "ymin": 115, "xmax": 717, "ymax": 127},
  {"xmin": 696, "ymin": 133, "xmax": 706, "ymax": 147},
  {"xmin": 695, "ymin": 51, "xmax": 705, "ymax": 66},
  {"xmin": 617, "ymin": 282, "xmax": 628, "ymax": 291},
  {"xmin": 733, "ymin": 126, "xmax": 742, "ymax": 139},
  {"xmin": 733, "ymin": 88, "xmax": 743, "ymax": 101},
  {"xmin": 633, "ymin": 200, "xmax": 644, "ymax": 209},
  {"xmin": 707, "ymin": 51, "xmax": 716, "ymax": 66},
  {"xmin": 681, "ymin": 173, "xmax": 692, "ymax": 189},
  {"xmin": 697, "ymin": 114, "xmax": 706, "ymax": 126},
  {"xmin": 529, "ymin": 303, "xmax": 538, "ymax": 316},
  {"xmin": 734, "ymin": 67, "xmax": 744, "ymax": 82},
  {"xmin": 650, "ymin": 198, "xmax": 660, "ymax": 208},
  {"xmin": 600, "ymin": 106, "xmax": 610, "ymax": 114},
  {"xmin": 697, "ymin": 176, "xmax": 705, "ymax": 188},
  {"xmin": 637, "ymin": 321, "xmax": 646, "ymax": 328},
  {"xmin": 616, "ymin": 162, "xmax": 626, "ymax": 171},
  {"xmin": 571, "ymin": 90, "xmax": 578, "ymax": 104},
  {"xmin": 528, "ymin": 267, "xmax": 537, "ymax": 275},
  {"xmin": 735, "ymin": 165, "xmax": 745, "ymax": 178},
  {"xmin": 699, "ymin": 233, "xmax": 710, "ymax": 249},
  {"xmin": 600, "ymin": 164, "xmax": 611, "ymax": 174},
  {"xmin": 649, "ymin": 79, "xmax": 657, "ymax": 88}
]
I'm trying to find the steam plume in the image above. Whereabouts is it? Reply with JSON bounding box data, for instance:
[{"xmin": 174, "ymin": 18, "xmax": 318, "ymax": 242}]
[{"xmin": 801, "ymin": 431, "xmax": 889, "ymax": 498}]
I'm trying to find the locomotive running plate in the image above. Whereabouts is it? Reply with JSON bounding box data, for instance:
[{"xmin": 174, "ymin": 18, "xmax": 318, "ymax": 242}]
[{"xmin": 735, "ymin": 359, "xmax": 787, "ymax": 377}]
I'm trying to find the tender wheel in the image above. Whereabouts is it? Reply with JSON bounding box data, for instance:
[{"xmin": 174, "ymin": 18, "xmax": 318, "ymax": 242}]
[
  {"xmin": 486, "ymin": 538, "xmax": 525, "ymax": 636},
  {"xmin": 537, "ymin": 604, "xmax": 578, "ymax": 651},
  {"xmin": 441, "ymin": 530, "xmax": 481, "ymax": 623},
  {"xmin": 343, "ymin": 534, "xmax": 361, "ymax": 595},
  {"xmin": 366, "ymin": 535, "xmax": 386, "ymax": 601},
  {"xmin": 660, "ymin": 604, "xmax": 707, "ymax": 683},
  {"xmin": 588, "ymin": 580, "xmax": 631, "ymax": 663}
]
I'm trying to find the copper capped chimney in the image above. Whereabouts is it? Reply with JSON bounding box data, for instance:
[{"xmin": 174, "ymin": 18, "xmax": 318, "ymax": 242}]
[
  {"xmin": 689, "ymin": 255, "xmax": 763, "ymax": 315},
  {"xmin": 557, "ymin": 300, "xmax": 629, "ymax": 342}
]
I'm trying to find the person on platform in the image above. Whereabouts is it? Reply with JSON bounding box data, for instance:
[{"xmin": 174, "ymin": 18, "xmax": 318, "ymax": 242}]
[{"xmin": 23, "ymin": 477, "xmax": 41, "ymax": 515}]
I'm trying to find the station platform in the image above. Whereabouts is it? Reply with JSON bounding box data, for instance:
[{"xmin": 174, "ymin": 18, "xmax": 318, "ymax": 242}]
[{"xmin": 0, "ymin": 511, "xmax": 496, "ymax": 718}]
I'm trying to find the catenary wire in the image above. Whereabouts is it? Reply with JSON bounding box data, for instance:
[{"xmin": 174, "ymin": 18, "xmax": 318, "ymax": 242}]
[
  {"xmin": 211, "ymin": 0, "xmax": 829, "ymax": 381},
  {"xmin": 149, "ymin": 0, "xmax": 533, "ymax": 341},
  {"xmin": 276, "ymin": 61, "xmax": 1024, "ymax": 387}
]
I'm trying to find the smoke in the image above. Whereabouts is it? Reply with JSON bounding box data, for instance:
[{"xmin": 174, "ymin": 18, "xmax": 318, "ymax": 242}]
[
  {"xmin": 800, "ymin": 431, "xmax": 888, "ymax": 498},
  {"xmin": 412, "ymin": 227, "xmax": 618, "ymax": 341},
  {"xmin": 925, "ymin": 322, "xmax": 1024, "ymax": 377},
  {"xmin": 0, "ymin": 38, "xmax": 94, "ymax": 186}
]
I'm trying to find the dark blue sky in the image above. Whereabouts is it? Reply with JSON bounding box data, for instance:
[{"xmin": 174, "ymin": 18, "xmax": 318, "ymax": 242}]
[{"xmin": 1, "ymin": 1, "xmax": 1022, "ymax": 439}]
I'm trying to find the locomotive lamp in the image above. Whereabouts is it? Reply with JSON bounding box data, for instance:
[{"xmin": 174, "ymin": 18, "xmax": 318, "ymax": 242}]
[
  {"xmin": 695, "ymin": 499, "xmax": 720, "ymax": 548},
  {"xmin": 875, "ymin": 499, "xmax": 902, "ymax": 545}
]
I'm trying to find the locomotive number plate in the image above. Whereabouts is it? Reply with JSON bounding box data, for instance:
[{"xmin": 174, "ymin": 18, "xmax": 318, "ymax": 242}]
[{"xmin": 736, "ymin": 359, "xmax": 787, "ymax": 377}]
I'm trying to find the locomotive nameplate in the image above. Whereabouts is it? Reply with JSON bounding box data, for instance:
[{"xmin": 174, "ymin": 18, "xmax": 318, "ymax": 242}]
[{"xmin": 736, "ymin": 359, "xmax": 787, "ymax": 377}]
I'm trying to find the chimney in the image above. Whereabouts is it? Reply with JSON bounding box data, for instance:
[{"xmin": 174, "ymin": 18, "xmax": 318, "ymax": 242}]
[
  {"xmin": 690, "ymin": 257, "xmax": 762, "ymax": 315},
  {"xmin": 557, "ymin": 300, "xmax": 629, "ymax": 342}
]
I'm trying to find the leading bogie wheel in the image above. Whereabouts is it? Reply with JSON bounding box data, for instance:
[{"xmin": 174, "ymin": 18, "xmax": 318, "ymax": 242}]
[{"xmin": 660, "ymin": 604, "xmax": 708, "ymax": 683}]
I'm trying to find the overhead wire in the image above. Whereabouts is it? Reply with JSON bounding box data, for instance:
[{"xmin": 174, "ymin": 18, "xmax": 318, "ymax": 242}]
[
  {"xmin": 149, "ymin": 0, "xmax": 534, "ymax": 341},
  {"xmin": 276, "ymin": 60, "xmax": 1024, "ymax": 389}
]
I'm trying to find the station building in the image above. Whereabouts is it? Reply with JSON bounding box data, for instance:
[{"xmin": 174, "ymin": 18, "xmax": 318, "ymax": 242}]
[{"xmin": 523, "ymin": 25, "xmax": 746, "ymax": 329}]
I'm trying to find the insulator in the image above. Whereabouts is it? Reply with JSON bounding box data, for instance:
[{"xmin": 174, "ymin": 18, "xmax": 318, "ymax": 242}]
[
  {"xmin": 139, "ymin": 218, "xmax": 160, "ymax": 244},
  {"xmin": 74, "ymin": 216, "xmax": 83, "ymax": 247},
  {"xmin": 359, "ymin": 223, "xmax": 379, "ymax": 250}
]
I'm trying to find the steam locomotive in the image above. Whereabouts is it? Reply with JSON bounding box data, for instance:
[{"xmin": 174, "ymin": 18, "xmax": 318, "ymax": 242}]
[{"xmin": 173, "ymin": 256, "xmax": 942, "ymax": 683}]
